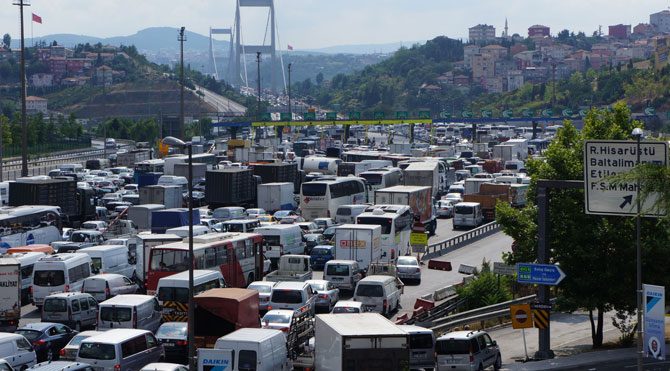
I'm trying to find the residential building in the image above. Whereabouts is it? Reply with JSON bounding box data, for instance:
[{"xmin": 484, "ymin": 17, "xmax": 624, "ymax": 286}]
[
  {"xmin": 464, "ymin": 45, "xmax": 481, "ymax": 67},
  {"xmin": 609, "ymin": 24, "xmax": 631, "ymax": 39},
  {"xmin": 96, "ymin": 65, "xmax": 113, "ymax": 86},
  {"xmin": 528, "ymin": 25, "xmax": 550, "ymax": 38},
  {"xmin": 483, "ymin": 76, "xmax": 504, "ymax": 93},
  {"xmin": 47, "ymin": 57, "xmax": 67, "ymax": 79},
  {"xmin": 472, "ymin": 53, "xmax": 496, "ymax": 80},
  {"xmin": 633, "ymin": 23, "xmax": 654, "ymax": 37},
  {"xmin": 650, "ymin": 10, "xmax": 670, "ymax": 33},
  {"xmin": 26, "ymin": 96, "xmax": 47, "ymax": 114},
  {"xmin": 469, "ymin": 24, "xmax": 496, "ymax": 44},
  {"xmin": 481, "ymin": 44, "xmax": 508, "ymax": 60},
  {"xmin": 650, "ymin": 35, "xmax": 670, "ymax": 70},
  {"xmin": 495, "ymin": 59, "xmax": 516, "ymax": 77},
  {"xmin": 509, "ymin": 43, "xmax": 528, "ymax": 56},
  {"xmin": 522, "ymin": 67, "xmax": 549, "ymax": 84},
  {"xmin": 436, "ymin": 72, "xmax": 453, "ymax": 85},
  {"xmin": 507, "ymin": 70, "xmax": 524, "ymax": 91},
  {"xmin": 514, "ymin": 50, "xmax": 543, "ymax": 69},
  {"xmin": 30, "ymin": 73, "xmax": 54, "ymax": 88}
]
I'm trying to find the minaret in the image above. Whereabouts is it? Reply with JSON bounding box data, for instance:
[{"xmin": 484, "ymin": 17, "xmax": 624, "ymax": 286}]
[{"xmin": 504, "ymin": 18, "xmax": 509, "ymax": 38}]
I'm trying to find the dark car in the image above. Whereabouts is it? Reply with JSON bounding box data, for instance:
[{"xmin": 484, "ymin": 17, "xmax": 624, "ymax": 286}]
[
  {"xmin": 155, "ymin": 322, "xmax": 188, "ymax": 364},
  {"xmin": 16, "ymin": 322, "xmax": 77, "ymax": 362},
  {"xmin": 303, "ymin": 233, "xmax": 328, "ymax": 255},
  {"xmin": 322, "ymin": 225, "xmax": 339, "ymax": 241},
  {"xmin": 310, "ymin": 245, "xmax": 335, "ymax": 270}
]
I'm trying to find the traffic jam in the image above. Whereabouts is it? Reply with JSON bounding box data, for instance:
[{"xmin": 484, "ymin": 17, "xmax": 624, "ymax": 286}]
[{"xmin": 0, "ymin": 123, "xmax": 544, "ymax": 370}]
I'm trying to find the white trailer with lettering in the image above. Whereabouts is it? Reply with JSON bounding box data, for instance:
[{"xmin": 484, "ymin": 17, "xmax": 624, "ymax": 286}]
[{"xmin": 333, "ymin": 224, "xmax": 382, "ymax": 270}]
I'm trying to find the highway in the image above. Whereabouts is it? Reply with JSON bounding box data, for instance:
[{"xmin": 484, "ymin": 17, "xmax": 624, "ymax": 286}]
[{"xmin": 196, "ymin": 85, "xmax": 247, "ymax": 115}]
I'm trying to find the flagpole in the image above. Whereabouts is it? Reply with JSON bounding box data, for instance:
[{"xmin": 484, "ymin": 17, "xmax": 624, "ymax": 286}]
[{"xmin": 31, "ymin": 17, "xmax": 33, "ymax": 47}]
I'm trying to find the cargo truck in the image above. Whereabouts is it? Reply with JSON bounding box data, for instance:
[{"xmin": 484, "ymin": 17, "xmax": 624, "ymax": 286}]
[
  {"xmin": 334, "ymin": 224, "xmax": 382, "ymax": 269},
  {"xmin": 336, "ymin": 162, "xmax": 372, "ymax": 177},
  {"xmin": 256, "ymin": 182, "xmax": 296, "ymax": 213},
  {"xmin": 300, "ymin": 157, "xmax": 342, "ymax": 176},
  {"xmin": 116, "ymin": 149, "xmax": 151, "ymax": 167},
  {"xmin": 0, "ymin": 258, "xmax": 21, "ymax": 332},
  {"xmin": 193, "ymin": 288, "xmax": 261, "ymax": 348},
  {"xmin": 374, "ymin": 186, "xmax": 436, "ymax": 235},
  {"xmin": 492, "ymin": 144, "xmax": 515, "ymax": 162},
  {"xmin": 205, "ymin": 169, "xmax": 259, "ymax": 209},
  {"xmin": 314, "ymin": 313, "xmax": 409, "ymax": 371},
  {"xmin": 127, "ymin": 204, "xmax": 165, "ymax": 231},
  {"xmin": 139, "ymin": 185, "xmax": 182, "ymax": 209},
  {"xmin": 150, "ymin": 208, "xmax": 200, "ymax": 234}
]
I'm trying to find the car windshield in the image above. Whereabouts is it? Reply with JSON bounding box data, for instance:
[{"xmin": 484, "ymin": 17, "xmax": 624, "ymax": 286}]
[
  {"xmin": 100, "ymin": 307, "xmax": 132, "ymax": 322},
  {"xmin": 455, "ymin": 205, "xmax": 475, "ymax": 215},
  {"xmin": 78, "ymin": 343, "xmax": 116, "ymax": 360},
  {"xmin": 436, "ymin": 339, "xmax": 471, "ymax": 355},
  {"xmin": 309, "ymin": 282, "xmax": 326, "ymax": 291},
  {"xmin": 274, "ymin": 211, "xmax": 291, "ymax": 218},
  {"xmin": 357, "ymin": 216, "xmax": 392, "ymax": 234},
  {"xmin": 409, "ymin": 334, "xmax": 434, "ymax": 349},
  {"xmin": 43, "ymin": 298, "xmax": 67, "ymax": 312},
  {"xmin": 68, "ymin": 334, "xmax": 93, "ymax": 346},
  {"xmin": 356, "ymin": 284, "xmax": 384, "ymax": 297},
  {"xmin": 33, "ymin": 270, "xmax": 65, "ymax": 286},
  {"xmin": 15, "ymin": 329, "xmax": 41, "ymax": 341},
  {"xmin": 312, "ymin": 248, "xmax": 331, "ymax": 256},
  {"xmin": 326, "ymin": 264, "xmax": 349, "ymax": 276},
  {"xmin": 397, "ymin": 257, "xmax": 418, "ymax": 266},
  {"xmin": 332, "ymin": 306, "xmax": 360, "ymax": 314},
  {"xmin": 262, "ymin": 313, "xmax": 292, "ymax": 324},
  {"xmin": 271, "ymin": 289, "xmax": 303, "ymax": 304},
  {"xmin": 156, "ymin": 323, "xmax": 188, "ymax": 338}
]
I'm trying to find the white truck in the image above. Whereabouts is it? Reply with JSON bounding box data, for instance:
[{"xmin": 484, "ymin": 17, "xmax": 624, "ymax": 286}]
[
  {"xmin": 314, "ymin": 313, "xmax": 410, "ymax": 371},
  {"xmin": 334, "ymin": 224, "xmax": 382, "ymax": 269},
  {"xmin": 0, "ymin": 258, "xmax": 21, "ymax": 332},
  {"xmin": 198, "ymin": 328, "xmax": 289, "ymax": 371},
  {"xmin": 375, "ymin": 186, "xmax": 437, "ymax": 236},
  {"xmin": 403, "ymin": 161, "xmax": 440, "ymax": 198},
  {"xmin": 257, "ymin": 182, "xmax": 296, "ymax": 213},
  {"xmin": 492, "ymin": 144, "xmax": 515, "ymax": 162},
  {"xmin": 463, "ymin": 178, "xmax": 491, "ymax": 195},
  {"xmin": 301, "ymin": 157, "xmax": 342, "ymax": 176},
  {"xmin": 264, "ymin": 255, "xmax": 313, "ymax": 282}
]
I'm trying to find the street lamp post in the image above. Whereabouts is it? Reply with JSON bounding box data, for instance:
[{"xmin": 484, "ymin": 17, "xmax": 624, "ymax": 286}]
[
  {"xmin": 161, "ymin": 136, "xmax": 194, "ymax": 369},
  {"xmin": 631, "ymin": 127, "xmax": 643, "ymax": 371},
  {"xmin": 178, "ymin": 27, "xmax": 186, "ymax": 140},
  {"xmin": 288, "ymin": 63, "xmax": 292, "ymax": 121}
]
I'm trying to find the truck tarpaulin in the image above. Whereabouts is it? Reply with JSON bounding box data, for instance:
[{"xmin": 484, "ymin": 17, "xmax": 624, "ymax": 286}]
[
  {"xmin": 193, "ymin": 288, "xmax": 260, "ymax": 347},
  {"xmin": 150, "ymin": 208, "xmax": 200, "ymax": 234}
]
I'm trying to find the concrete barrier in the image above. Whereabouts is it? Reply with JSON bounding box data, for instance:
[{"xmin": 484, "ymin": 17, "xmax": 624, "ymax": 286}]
[
  {"xmin": 414, "ymin": 297, "xmax": 435, "ymax": 310},
  {"xmin": 428, "ymin": 260, "xmax": 452, "ymax": 271},
  {"xmin": 458, "ymin": 264, "xmax": 477, "ymax": 275},
  {"xmin": 462, "ymin": 275, "xmax": 475, "ymax": 284},
  {"xmin": 433, "ymin": 285, "xmax": 458, "ymax": 301}
]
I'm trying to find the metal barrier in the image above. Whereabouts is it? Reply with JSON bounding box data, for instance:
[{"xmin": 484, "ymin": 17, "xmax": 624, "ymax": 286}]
[{"xmin": 422, "ymin": 222, "xmax": 500, "ymax": 261}]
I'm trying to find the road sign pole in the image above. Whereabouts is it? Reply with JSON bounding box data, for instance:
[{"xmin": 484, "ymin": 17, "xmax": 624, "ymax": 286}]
[
  {"xmin": 535, "ymin": 185, "xmax": 553, "ymax": 360},
  {"xmin": 634, "ymin": 132, "xmax": 643, "ymax": 371},
  {"xmin": 522, "ymin": 328, "xmax": 529, "ymax": 361}
]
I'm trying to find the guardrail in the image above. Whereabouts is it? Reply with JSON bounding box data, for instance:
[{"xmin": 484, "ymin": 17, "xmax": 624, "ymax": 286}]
[
  {"xmin": 429, "ymin": 294, "xmax": 538, "ymax": 335},
  {"xmin": 422, "ymin": 221, "xmax": 501, "ymax": 261}
]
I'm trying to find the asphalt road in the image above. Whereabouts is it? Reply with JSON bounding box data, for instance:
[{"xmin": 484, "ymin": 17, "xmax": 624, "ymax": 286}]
[{"xmin": 196, "ymin": 85, "xmax": 247, "ymax": 115}]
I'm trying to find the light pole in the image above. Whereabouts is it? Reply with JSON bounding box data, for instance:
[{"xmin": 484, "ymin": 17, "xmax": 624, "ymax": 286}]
[
  {"xmin": 161, "ymin": 136, "xmax": 194, "ymax": 369},
  {"xmin": 631, "ymin": 127, "xmax": 643, "ymax": 371},
  {"xmin": 178, "ymin": 27, "xmax": 186, "ymax": 140},
  {"xmin": 288, "ymin": 63, "xmax": 292, "ymax": 121},
  {"xmin": 14, "ymin": 0, "xmax": 29, "ymax": 177},
  {"xmin": 256, "ymin": 52, "xmax": 261, "ymax": 118}
]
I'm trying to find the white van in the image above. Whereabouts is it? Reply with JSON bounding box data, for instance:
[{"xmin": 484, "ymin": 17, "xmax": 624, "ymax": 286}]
[
  {"xmin": 59, "ymin": 164, "xmax": 86, "ymax": 180},
  {"xmin": 165, "ymin": 225, "xmax": 210, "ymax": 238},
  {"xmin": 221, "ymin": 219, "xmax": 261, "ymax": 233},
  {"xmin": 32, "ymin": 253, "xmax": 92, "ymax": 308},
  {"xmin": 323, "ymin": 260, "xmax": 364, "ymax": 291},
  {"xmin": 198, "ymin": 328, "xmax": 288, "ymax": 371},
  {"xmin": 268, "ymin": 281, "xmax": 316, "ymax": 315},
  {"xmin": 98, "ymin": 294, "xmax": 162, "ymax": 333},
  {"xmin": 212, "ymin": 206, "xmax": 246, "ymax": 221},
  {"xmin": 156, "ymin": 270, "xmax": 225, "ymax": 321},
  {"xmin": 254, "ymin": 224, "xmax": 305, "ymax": 267},
  {"xmin": 0, "ymin": 181, "xmax": 9, "ymax": 206},
  {"xmin": 77, "ymin": 329, "xmax": 165, "ymax": 370},
  {"xmin": 81, "ymin": 273, "xmax": 139, "ymax": 302},
  {"xmin": 13, "ymin": 252, "xmax": 47, "ymax": 304},
  {"xmin": 453, "ymin": 202, "xmax": 484, "ymax": 229},
  {"xmin": 353, "ymin": 275, "xmax": 404, "ymax": 316},
  {"xmin": 0, "ymin": 332, "xmax": 36, "ymax": 369},
  {"xmin": 42, "ymin": 292, "xmax": 99, "ymax": 331},
  {"xmin": 334, "ymin": 204, "xmax": 369, "ymax": 224},
  {"xmin": 397, "ymin": 324, "xmax": 436, "ymax": 370},
  {"xmin": 157, "ymin": 175, "xmax": 188, "ymax": 193},
  {"xmin": 79, "ymin": 245, "xmax": 135, "ymax": 278}
]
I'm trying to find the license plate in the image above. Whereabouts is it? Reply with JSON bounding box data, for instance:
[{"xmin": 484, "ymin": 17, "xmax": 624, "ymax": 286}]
[
  {"xmin": 163, "ymin": 343, "xmax": 175, "ymax": 347},
  {"xmin": 364, "ymin": 305, "xmax": 376, "ymax": 311},
  {"xmin": 332, "ymin": 277, "xmax": 343, "ymax": 280}
]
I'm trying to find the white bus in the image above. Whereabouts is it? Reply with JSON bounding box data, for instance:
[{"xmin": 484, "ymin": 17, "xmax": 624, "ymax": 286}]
[
  {"xmin": 355, "ymin": 204, "xmax": 413, "ymax": 260},
  {"xmin": 359, "ymin": 167, "xmax": 403, "ymax": 199},
  {"xmin": 300, "ymin": 177, "xmax": 368, "ymax": 220},
  {"xmin": 0, "ymin": 206, "xmax": 63, "ymax": 250}
]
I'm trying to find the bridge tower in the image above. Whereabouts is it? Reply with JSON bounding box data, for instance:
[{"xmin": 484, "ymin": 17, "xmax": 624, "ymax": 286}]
[{"xmin": 208, "ymin": 27, "xmax": 234, "ymax": 81}]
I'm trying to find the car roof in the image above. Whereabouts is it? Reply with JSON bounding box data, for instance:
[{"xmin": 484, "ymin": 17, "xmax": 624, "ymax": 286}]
[
  {"xmin": 333, "ymin": 300, "xmax": 362, "ymax": 307},
  {"xmin": 274, "ymin": 281, "xmax": 309, "ymax": 290},
  {"xmin": 306, "ymin": 279, "xmax": 329, "ymax": 286},
  {"xmin": 28, "ymin": 361, "xmax": 93, "ymax": 370},
  {"xmin": 248, "ymin": 280, "xmax": 276, "ymax": 287},
  {"xmin": 437, "ymin": 330, "xmax": 487, "ymax": 340},
  {"xmin": 81, "ymin": 329, "xmax": 151, "ymax": 344},
  {"xmin": 20, "ymin": 322, "xmax": 57, "ymax": 331},
  {"xmin": 264, "ymin": 309, "xmax": 295, "ymax": 316}
]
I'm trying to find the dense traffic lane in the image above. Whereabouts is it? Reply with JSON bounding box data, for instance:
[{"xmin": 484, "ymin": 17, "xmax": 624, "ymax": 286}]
[{"xmin": 397, "ymin": 231, "xmax": 513, "ymax": 319}]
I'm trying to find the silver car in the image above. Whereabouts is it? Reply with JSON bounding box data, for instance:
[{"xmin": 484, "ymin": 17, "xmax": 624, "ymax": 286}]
[
  {"xmin": 396, "ymin": 256, "xmax": 422, "ymax": 284},
  {"xmin": 247, "ymin": 281, "xmax": 277, "ymax": 312},
  {"xmin": 306, "ymin": 279, "xmax": 339, "ymax": 312},
  {"xmin": 436, "ymin": 330, "xmax": 501, "ymax": 371}
]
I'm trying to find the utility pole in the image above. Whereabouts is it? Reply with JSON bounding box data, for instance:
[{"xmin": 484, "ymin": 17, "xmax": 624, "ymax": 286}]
[
  {"xmin": 551, "ymin": 63, "xmax": 556, "ymax": 107},
  {"xmin": 256, "ymin": 52, "xmax": 261, "ymax": 119},
  {"xmin": 288, "ymin": 63, "xmax": 292, "ymax": 122},
  {"xmin": 14, "ymin": 0, "xmax": 29, "ymax": 177},
  {"xmin": 179, "ymin": 27, "xmax": 186, "ymax": 140}
]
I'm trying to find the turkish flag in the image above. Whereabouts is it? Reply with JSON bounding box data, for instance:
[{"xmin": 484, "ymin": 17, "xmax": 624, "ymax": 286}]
[
  {"xmin": 287, "ymin": 44, "xmax": 294, "ymax": 51},
  {"xmin": 32, "ymin": 13, "xmax": 42, "ymax": 24}
]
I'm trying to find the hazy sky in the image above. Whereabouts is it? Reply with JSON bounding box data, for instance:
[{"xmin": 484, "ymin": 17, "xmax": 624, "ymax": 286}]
[{"xmin": 1, "ymin": 0, "xmax": 668, "ymax": 49}]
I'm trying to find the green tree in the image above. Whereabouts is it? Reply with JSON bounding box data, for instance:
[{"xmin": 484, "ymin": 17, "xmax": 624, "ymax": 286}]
[
  {"xmin": 496, "ymin": 102, "xmax": 670, "ymax": 348},
  {"xmin": 2, "ymin": 34, "xmax": 9, "ymax": 49}
]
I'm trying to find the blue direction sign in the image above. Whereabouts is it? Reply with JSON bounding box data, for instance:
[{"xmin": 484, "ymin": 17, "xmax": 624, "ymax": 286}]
[{"xmin": 517, "ymin": 263, "xmax": 566, "ymax": 286}]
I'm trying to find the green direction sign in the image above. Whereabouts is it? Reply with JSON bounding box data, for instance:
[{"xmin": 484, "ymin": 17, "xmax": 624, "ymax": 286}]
[
  {"xmin": 440, "ymin": 111, "xmax": 452, "ymax": 119},
  {"xmin": 303, "ymin": 112, "xmax": 316, "ymax": 121},
  {"xmin": 280, "ymin": 112, "xmax": 291, "ymax": 121},
  {"xmin": 325, "ymin": 112, "xmax": 337, "ymax": 120},
  {"xmin": 645, "ymin": 107, "xmax": 656, "ymax": 115},
  {"xmin": 503, "ymin": 109, "xmax": 513, "ymax": 118},
  {"xmin": 542, "ymin": 109, "xmax": 553, "ymax": 117},
  {"xmin": 349, "ymin": 111, "xmax": 361, "ymax": 120},
  {"xmin": 395, "ymin": 111, "xmax": 409, "ymax": 120},
  {"xmin": 562, "ymin": 109, "xmax": 573, "ymax": 117},
  {"xmin": 481, "ymin": 109, "xmax": 493, "ymax": 118},
  {"xmin": 418, "ymin": 110, "xmax": 431, "ymax": 119},
  {"xmin": 462, "ymin": 110, "xmax": 473, "ymax": 118},
  {"xmin": 522, "ymin": 109, "xmax": 532, "ymax": 117},
  {"xmin": 260, "ymin": 112, "xmax": 272, "ymax": 121},
  {"xmin": 579, "ymin": 109, "xmax": 587, "ymax": 117},
  {"xmin": 374, "ymin": 111, "xmax": 385, "ymax": 120}
]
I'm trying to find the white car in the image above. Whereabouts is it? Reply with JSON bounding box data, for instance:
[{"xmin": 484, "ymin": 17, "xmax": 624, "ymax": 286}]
[
  {"xmin": 396, "ymin": 256, "xmax": 422, "ymax": 284},
  {"xmin": 261, "ymin": 309, "xmax": 295, "ymax": 332},
  {"xmin": 436, "ymin": 200, "xmax": 454, "ymax": 218},
  {"xmin": 331, "ymin": 300, "xmax": 363, "ymax": 314},
  {"xmin": 80, "ymin": 220, "xmax": 109, "ymax": 232},
  {"xmin": 443, "ymin": 193, "xmax": 463, "ymax": 204},
  {"xmin": 306, "ymin": 279, "xmax": 340, "ymax": 312},
  {"xmin": 140, "ymin": 363, "xmax": 189, "ymax": 371},
  {"xmin": 245, "ymin": 208, "xmax": 267, "ymax": 218},
  {"xmin": 247, "ymin": 281, "xmax": 277, "ymax": 311}
]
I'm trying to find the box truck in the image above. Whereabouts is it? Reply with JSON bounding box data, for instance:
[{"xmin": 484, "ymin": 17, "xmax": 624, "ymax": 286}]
[
  {"xmin": 257, "ymin": 182, "xmax": 296, "ymax": 212},
  {"xmin": 334, "ymin": 224, "xmax": 382, "ymax": 269},
  {"xmin": 0, "ymin": 258, "xmax": 21, "ymax": 332},
  {"xmin": 374, "ymin": 186, "xmax": 436, "ymax": 235}
]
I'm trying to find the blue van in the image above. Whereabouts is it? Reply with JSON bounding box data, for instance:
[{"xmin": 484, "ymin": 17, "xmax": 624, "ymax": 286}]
[{"xmin": 310, "ymin": 245, "xmax": 334, "ymax": 270}]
